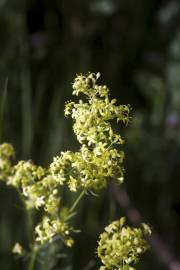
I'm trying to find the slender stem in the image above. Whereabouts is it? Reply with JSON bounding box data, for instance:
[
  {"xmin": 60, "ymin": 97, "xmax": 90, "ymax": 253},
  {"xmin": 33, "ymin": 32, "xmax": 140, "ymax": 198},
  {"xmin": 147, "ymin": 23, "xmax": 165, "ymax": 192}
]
[
  {"xmin": 27, "ymin": 247, "xmax": 38, "ymax": 270},
  {"xmin": 70, "ymin": 190, "xmax": 85, "ymax": 213}
]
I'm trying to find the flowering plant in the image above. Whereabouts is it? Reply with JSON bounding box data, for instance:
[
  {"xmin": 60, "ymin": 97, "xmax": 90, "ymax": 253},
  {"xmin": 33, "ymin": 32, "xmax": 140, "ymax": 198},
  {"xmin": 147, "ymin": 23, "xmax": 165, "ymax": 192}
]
[{"xmin": 0, "ymin": 73, "xmax": 151, "ymax": 270}]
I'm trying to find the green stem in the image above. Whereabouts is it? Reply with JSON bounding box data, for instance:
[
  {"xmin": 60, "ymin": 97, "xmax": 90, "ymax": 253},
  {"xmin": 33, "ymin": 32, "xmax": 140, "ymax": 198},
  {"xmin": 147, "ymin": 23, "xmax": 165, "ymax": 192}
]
[
  {"xmin": 27, "ymin": 247, "xmax": 39, "ymax": 270},
  {"xmin": 70, "ymin": 190, "xmax": 85, "ymax": 213}
]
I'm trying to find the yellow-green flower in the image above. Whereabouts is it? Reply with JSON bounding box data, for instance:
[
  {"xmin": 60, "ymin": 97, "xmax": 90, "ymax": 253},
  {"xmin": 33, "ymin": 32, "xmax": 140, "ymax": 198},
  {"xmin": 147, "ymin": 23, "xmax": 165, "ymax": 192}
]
[
  {"xmin": 97, "ymin": 218, "xmax": 151, "ymax": 270},
  {"xmin": 0, "ymin": 73, "xmax": 131, "ymax": 248}
]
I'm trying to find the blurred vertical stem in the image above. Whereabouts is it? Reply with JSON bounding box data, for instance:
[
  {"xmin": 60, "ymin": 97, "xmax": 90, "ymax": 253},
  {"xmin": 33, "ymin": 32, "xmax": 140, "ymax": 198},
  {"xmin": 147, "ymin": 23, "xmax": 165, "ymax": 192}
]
[
  {"xmin": 17, "ymin": 12, "xmax": 33, "ymax": 158},
  {"xmin": 28, "ymin": 247, "xmax": 39, "ymax": 270},
  {"xmin": 0, "ymin": 78, "xmax": 8, "ymax": 143}
]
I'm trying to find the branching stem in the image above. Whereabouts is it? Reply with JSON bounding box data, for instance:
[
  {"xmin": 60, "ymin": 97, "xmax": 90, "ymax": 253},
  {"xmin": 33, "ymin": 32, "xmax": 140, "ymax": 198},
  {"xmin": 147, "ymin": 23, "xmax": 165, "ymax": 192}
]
[{"xmin": 70, "ymin": 190, "xmax": 86, "ymax": 213}]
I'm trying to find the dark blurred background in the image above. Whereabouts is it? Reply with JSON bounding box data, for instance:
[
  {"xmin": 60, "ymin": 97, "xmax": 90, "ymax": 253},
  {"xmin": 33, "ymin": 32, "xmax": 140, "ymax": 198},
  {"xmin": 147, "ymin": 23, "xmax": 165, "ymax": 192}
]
[{"xmin": 0, "ymin": 0, "xmax": 180, "ymax": 269}]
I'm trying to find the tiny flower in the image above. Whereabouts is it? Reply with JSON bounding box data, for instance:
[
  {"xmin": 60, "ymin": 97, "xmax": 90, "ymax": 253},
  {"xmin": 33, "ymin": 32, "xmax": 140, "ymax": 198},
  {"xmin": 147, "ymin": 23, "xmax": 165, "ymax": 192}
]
[{"xmin": 12, "ymin": 243, "xmax": 23, "ymax": 255}]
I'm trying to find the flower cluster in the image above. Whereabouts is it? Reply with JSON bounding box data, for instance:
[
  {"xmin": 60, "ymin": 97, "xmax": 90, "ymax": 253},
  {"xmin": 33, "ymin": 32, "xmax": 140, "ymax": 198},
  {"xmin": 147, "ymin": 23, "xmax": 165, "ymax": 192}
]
[
  {"xmin": 0, "ymin": 73, "xmax": 152, "ymax": 270},
  {"xmin": 35, "ymin": 212, "xmax": 74, "ymax": 247},
  {"xmin": 50, "ymin": 146, "xmax": 125, "ymax": 191},
  {"xmin": 0, "ymin": 143, "xmax": 14, "ymax": 180},
  {"xmin": 7, "ymin": 159, "xmax": 73, "ymax": 245},
  {"xmin": 51, "ymin": 72, "xmax": 130, "ymax": 191},
  {"xmin": 97, "ymin": 217, "xmax": 151, "ymax": 270},
  {"xmin": 0, "ymin": 73, "xmax": 130, "ymax": 248}
]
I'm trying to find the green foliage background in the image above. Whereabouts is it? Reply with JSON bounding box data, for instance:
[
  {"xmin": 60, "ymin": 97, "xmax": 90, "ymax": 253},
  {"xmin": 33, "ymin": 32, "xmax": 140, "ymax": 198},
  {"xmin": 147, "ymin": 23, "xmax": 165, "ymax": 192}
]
[{"xmin": 0, "ymin": 0, "xmax": 180, "ymax": 269}]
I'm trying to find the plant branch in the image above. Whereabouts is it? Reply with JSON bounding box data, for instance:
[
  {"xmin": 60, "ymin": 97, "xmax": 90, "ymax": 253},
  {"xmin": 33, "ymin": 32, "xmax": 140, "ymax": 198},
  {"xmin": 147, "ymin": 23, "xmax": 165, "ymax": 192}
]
[
  {"xmin": 70, "ymin": 190, "xmax": 86, "ymax": 213},
  {"xmin": 27, "ymin": 247, "xmax": 39, "ymax": 270}
]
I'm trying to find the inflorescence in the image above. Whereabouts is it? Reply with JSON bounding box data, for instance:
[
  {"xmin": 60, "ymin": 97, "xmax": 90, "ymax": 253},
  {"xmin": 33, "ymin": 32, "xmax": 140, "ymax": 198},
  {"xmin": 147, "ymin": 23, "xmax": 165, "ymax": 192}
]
[
  {"xmin": 0, "ymin": 73, "xmax": 151, "ymax": 268},
  {"xmin": 97, "ymin": 218, "xmax": 151, "ymax": 270}
]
